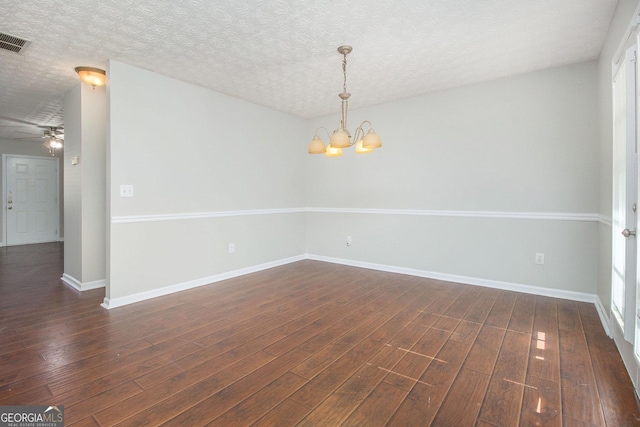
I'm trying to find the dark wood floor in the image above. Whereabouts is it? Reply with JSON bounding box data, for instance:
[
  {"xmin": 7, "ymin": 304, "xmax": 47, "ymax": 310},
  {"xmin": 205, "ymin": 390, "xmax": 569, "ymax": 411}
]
[{"xmin": 0, "ymin": 243, "xmax": 639, "ymax": 426}]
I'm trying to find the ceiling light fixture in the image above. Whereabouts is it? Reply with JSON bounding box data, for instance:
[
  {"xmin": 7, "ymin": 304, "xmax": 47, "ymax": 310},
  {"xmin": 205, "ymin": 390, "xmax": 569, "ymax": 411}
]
[
  {"xmin": 75, "ymin": 66, "xmax": 106, "ymax": 88},
  {"xmin": 44, "ymin": 137, "xmax": 63, "ymax": 156},
  {"xmin": 308, "ymin": 46, "xmax": 382, "ymax": 157},
  {"xmin": 41, "ymin": 127, "xmax": 63, "ymax": 155}
]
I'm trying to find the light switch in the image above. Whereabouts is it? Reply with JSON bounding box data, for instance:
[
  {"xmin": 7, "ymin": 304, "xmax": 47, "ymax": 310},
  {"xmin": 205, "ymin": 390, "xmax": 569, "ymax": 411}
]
[{"xmin": 120, "ymin": 185, "xmax": 134, "ymax": 197}]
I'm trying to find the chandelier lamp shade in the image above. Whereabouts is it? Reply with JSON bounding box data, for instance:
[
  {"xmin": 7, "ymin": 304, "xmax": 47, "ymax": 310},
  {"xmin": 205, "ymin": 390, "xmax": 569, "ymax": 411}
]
[
  {"xmin": 308, "ymin": 46, "xmax": 382, "ymax": 157},
  {"xmin": 75, "ymin": 66, "xmax": 107, "ymax": 88}
]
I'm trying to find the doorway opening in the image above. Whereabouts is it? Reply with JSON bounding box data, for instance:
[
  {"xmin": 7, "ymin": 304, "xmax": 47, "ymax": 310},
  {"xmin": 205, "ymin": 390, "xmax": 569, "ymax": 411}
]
[{"xmin": 2, "ymin": 154, "xmax": 60, "ymax": 246}]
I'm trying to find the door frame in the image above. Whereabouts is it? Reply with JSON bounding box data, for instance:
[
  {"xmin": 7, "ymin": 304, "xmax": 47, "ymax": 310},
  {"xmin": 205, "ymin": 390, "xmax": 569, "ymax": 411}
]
[
  {"xmin": 609, "ymin": 10, "xmax": 640, "ymax": 396},
  {"xmin": 612, "ymin": 44, "xmax": 639, "ymax": 344},
  {"xmin": 2, "ymin": 154, "xmax": 61, "ymax": 247}
]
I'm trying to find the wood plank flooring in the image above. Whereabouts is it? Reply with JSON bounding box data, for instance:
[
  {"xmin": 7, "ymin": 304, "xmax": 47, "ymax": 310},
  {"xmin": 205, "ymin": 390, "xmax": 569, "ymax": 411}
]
[{"xmin": 0, "ymin": 242, "xmax": 639, "ymax": 426}]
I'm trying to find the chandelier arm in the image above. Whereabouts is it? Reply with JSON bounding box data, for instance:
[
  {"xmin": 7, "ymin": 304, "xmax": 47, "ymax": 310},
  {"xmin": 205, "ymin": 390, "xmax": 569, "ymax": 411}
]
[
  {"xmin": 314, "ymin": 126, "xmax": 332, "ymax": 140},
  {"xmin": 351, "ymin": 126, "xmax": 365, "ymax": 146},
  {"xmin": 350, "ymin": 120, "xmax": 375, "ymax": 146}
]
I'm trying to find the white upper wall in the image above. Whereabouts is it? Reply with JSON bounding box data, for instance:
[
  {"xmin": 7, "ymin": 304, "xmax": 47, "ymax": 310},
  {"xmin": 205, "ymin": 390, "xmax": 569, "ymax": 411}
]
[
  {"xmin": 108, "ymin": 60, "xmax": 306, "ymax": 217},
  {"xmin": 306, "ymin": 61, "xmax": 599, "ymax": 214}
]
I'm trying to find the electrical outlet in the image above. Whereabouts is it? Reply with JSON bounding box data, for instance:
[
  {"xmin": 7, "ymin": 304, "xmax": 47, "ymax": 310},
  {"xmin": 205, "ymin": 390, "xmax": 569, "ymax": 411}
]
[
  {"xmin": 535, "ymin": 253, "xmax": 545, "ymax": 265},
  {"xmin": 228, "ymin": 243, "xmax": 235, "ymax": 253},
  {"xmin": 346, "ymin": 236, "xmax": 352, "ymax": 246}
]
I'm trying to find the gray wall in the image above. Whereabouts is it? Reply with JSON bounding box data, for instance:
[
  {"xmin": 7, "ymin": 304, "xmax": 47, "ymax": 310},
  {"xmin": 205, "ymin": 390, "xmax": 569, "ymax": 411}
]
[
  {"xmin": 306, "ymin": 61, "xmax": 599, "ymax": 295},
  {"xmin": 106, "ymin": 60, "xmax": 306, "ymax": 303},
  {"xmin": 63, "ymin": 84, "xmax": 82, "ymax": 280},
  {"xmin": 102, "ymin": 41, "xmax": 612, "ymax": 311},
  {"xmin": 63, "ymin": 82, "xmax": 107, "ymax": 286}
]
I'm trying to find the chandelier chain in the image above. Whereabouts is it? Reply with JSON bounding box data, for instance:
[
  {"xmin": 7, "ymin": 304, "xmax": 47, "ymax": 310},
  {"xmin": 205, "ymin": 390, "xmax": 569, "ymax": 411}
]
[{"xmin": 342, "ymin": 52, "xmax": 348, "ymax": 94}]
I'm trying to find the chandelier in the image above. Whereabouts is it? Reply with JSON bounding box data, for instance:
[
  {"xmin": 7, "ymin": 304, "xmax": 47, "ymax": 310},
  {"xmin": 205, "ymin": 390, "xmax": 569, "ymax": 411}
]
[{"xmin": 308, "ymin": 46, "xmax": 382, "ymax": 157}]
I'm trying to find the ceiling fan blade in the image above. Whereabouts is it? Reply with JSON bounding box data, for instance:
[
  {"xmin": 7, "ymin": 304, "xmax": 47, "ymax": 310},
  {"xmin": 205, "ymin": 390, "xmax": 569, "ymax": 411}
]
[
  {"xmin": 14, "ymin": 130, "xmax": 42, "ymax": 136},
  {"xmin": 0, "ymin": 115, "xmax": 42, "ymax": 126},
  {"xmin": 38, "ymin": 125, "xmax": 64, "ymax": 130}
]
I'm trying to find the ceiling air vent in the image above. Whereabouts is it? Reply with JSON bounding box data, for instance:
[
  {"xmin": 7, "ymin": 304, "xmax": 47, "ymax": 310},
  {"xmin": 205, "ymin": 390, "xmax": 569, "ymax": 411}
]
[{"xmin": 0, "ymin": 32, "xmax": 31, "ymax": 54}]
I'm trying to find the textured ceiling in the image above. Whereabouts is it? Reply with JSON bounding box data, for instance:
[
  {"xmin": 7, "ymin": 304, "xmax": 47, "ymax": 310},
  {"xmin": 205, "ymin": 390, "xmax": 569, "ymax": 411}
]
[{"xmin": 0, "ymin": 0, "xmax": 619, "ymax": 141}]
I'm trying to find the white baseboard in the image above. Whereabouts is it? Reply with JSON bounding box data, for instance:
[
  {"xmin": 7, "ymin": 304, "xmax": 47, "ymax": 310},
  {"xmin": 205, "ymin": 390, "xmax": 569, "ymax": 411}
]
[
  {"xmin": 61, "ymin": 273, "xmax": 106, "ymax": 291},
  {"xmin": 306, "ymin": 254, "xmax": 598, "ymax": 304},
  {"xmin": 594, "ymin": 295, "xmax": 611, "ymax": 337},
  {"xmin": 98, "ymin": 252, "xmax": 609, "ymax": 337},
  {"xmin": 0, "ymin": 239, "xmax": 63, "ymax": 247},
  {"xmin": 101, "ymin": 255, "xmax": 306, "ymax": 309},
  {"xmin": 310, "ymin": 255, "xmax": 613, "ymax": 338}
]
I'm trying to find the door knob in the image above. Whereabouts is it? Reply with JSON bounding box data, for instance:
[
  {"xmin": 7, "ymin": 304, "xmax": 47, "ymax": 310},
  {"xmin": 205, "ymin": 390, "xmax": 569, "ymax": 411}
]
[{"xmin": 622, "ymin": 228, "xmax": 636, "ymax": 237}]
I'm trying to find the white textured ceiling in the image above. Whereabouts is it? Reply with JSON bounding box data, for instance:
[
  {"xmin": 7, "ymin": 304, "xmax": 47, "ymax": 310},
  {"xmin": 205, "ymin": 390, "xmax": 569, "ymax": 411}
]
[{"xmin": 0, "ymin": 0, "xmax": 618, "ymax": 141}]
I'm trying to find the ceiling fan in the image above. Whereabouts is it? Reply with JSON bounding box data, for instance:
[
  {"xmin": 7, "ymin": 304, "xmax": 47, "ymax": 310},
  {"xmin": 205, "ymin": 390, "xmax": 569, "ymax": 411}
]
[
  {"xmin": 41, "ymin": 127, "xmax": 64, "ymax": 155},
  {"xmin": 0, "ymin": 117, "xmax": 64, "ymax": 155},
  {"xmin": 9, "ymin": 125, "xmax": 64, "ymax": 155}
]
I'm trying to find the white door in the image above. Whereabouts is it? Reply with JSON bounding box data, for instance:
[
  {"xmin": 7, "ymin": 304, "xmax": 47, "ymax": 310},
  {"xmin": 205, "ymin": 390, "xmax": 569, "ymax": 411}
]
[
  {"xmin": 612, "ymin": 45, "xmax": 638, "ymax": 344},
  {"xmin": 4, "ymin": 155, "xmax": 59, "ymax": 246}
]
